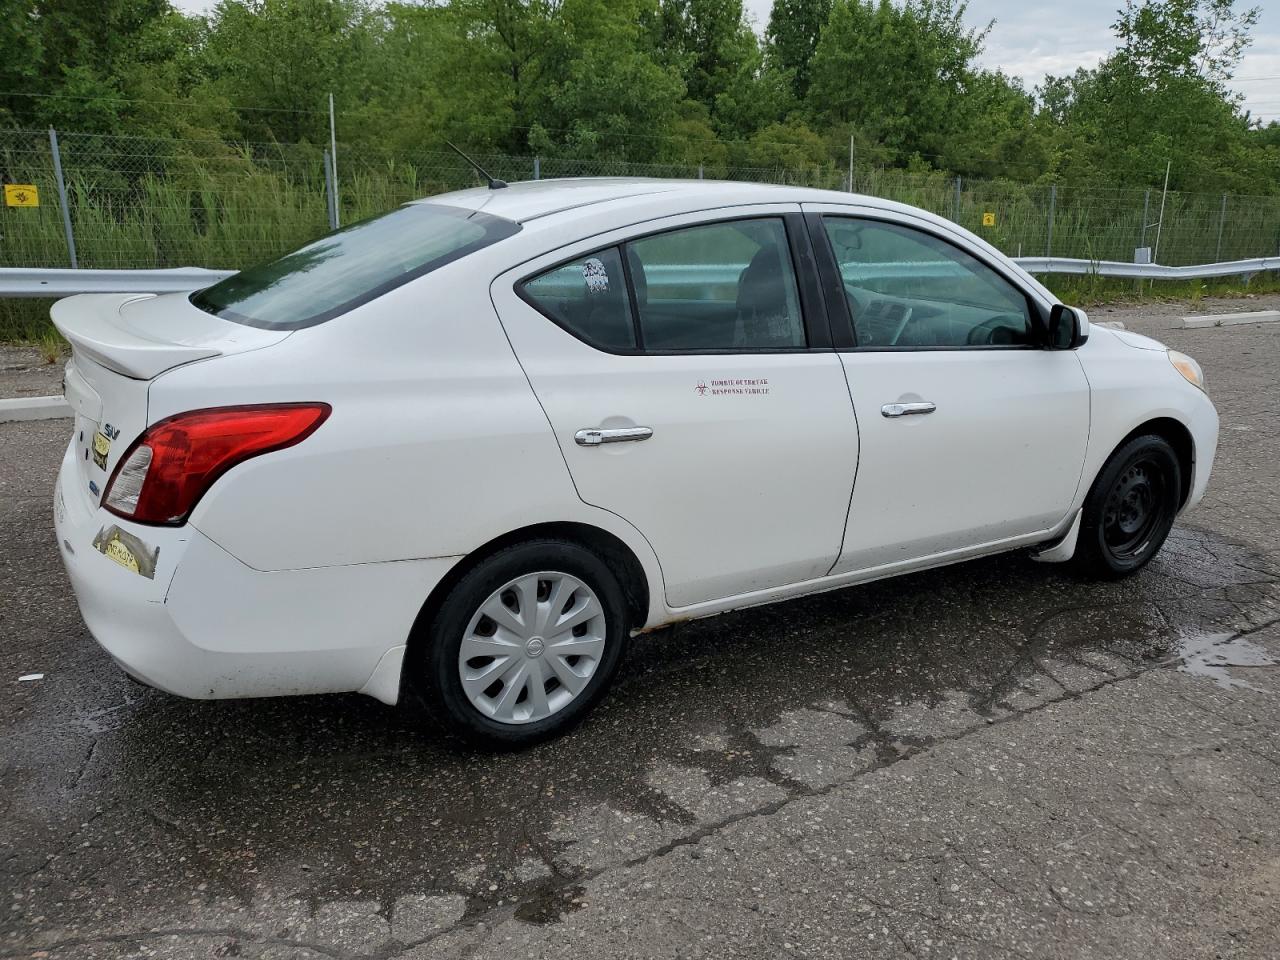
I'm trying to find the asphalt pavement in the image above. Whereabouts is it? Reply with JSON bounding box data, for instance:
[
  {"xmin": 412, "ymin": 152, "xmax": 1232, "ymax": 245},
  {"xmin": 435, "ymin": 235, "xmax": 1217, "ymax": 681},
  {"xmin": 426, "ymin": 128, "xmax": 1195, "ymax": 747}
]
[{"xmin": 3, "ymin": 295, "xmax": 1280, "ymax": 959}]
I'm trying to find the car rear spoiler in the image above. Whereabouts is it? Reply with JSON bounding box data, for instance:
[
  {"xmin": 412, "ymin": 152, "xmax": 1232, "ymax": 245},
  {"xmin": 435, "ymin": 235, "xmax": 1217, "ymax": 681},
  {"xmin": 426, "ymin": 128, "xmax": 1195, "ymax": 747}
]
[{"xmin": 50, "ymin": 294, "xmax": 222, "ymax": 380}]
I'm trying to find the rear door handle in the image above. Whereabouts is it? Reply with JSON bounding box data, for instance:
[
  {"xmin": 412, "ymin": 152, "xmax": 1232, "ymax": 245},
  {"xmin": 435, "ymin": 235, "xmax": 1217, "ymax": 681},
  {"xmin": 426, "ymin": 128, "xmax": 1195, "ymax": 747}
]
[
  {"xmin": 881, "ymin": 402, "xmax": 936, "ymax": 418},
  {"xmin": 575, "ymin": 426, "xmax": 654, "ymax": 446}
]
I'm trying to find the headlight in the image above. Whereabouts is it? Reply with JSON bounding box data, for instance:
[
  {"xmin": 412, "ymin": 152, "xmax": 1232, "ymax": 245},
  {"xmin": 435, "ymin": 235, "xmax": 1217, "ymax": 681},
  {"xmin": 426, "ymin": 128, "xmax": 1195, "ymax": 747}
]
[{"xmin": 1167, "ymin": 349, "xmax": 1205, "ymax": 391}]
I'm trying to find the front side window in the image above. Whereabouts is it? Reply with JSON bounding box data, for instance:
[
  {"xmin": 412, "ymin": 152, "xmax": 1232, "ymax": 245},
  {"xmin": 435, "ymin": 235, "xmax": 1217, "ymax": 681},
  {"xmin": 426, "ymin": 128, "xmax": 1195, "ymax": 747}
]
[
  {"xmin": 822, "ymin": 217, "xmax": 1033, "ymax": 348},
  {"xmin": 193, "ymin": 204, "xmax": 520, "ymax": 330}
]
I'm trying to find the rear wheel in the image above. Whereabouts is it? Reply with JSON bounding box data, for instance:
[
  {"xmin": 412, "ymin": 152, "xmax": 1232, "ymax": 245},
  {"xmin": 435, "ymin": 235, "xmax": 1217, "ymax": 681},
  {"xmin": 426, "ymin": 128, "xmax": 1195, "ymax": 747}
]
[
  {"xmin": 418, "ymin": 540, "xmax": 629, "ymax": 748},
  {"xmin": 1073, "ymin": 434, "xmax": 1182, "ymax": 579}
]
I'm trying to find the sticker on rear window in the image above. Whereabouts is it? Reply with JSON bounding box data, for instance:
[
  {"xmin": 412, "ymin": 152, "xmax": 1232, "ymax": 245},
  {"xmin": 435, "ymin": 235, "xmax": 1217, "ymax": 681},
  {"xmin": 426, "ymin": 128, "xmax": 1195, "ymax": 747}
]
[{"xmin": 582, "ymin": 257, "xmax": 610, "ymax": 294}]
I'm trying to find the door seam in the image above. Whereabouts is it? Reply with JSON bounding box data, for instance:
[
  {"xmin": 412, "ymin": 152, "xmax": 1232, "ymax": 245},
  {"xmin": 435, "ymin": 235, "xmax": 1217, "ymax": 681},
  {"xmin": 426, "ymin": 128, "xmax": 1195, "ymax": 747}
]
[
  {"xmin": 484, "ymin": 283, "xmax": 672, "ymax": 601},
  {"xmin": 826, "ymin": 352, "xmax": 861, "ymax": 578}
]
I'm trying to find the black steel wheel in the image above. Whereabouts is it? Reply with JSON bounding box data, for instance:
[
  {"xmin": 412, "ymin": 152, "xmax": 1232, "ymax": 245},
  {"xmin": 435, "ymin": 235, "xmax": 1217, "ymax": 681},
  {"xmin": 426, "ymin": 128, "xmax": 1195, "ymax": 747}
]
[{"xmin": 1074, "ymin": 434, "xmax": 1182, "ymax": 579}]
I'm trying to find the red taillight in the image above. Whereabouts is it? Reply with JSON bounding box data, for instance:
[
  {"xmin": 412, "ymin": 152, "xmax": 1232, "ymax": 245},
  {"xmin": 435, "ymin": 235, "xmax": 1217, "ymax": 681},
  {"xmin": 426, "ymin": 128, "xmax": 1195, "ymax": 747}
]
[{"xmin": 102, "ymin": 403, "xmax": 331, "ymax": 526}]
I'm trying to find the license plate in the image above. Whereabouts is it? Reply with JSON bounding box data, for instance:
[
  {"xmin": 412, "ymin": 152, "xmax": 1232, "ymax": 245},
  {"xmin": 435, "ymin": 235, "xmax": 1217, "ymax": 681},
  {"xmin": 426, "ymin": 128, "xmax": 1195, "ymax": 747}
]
[
  {"xmin": 91, "ymin": 525, "xmax": 158, "ymax": 579},
  {"xmin": 104, "ymin": 536, "xmax": 140, "ymax": 573}
]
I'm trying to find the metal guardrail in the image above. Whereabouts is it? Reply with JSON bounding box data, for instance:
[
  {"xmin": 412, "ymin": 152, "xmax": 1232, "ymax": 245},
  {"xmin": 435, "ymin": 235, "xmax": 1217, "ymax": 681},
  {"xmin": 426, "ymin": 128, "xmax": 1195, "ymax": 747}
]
[
  {"xmin": 0, "ymin": 256, "xmax": 1277, "ymax": 299},
  {"xmin": 0, "ymin": 267, "xmax": 234, "ymax": 298},
  {"xmin": 1015, "ymin": 256, "xmax": 1280, "ymax": 280}
]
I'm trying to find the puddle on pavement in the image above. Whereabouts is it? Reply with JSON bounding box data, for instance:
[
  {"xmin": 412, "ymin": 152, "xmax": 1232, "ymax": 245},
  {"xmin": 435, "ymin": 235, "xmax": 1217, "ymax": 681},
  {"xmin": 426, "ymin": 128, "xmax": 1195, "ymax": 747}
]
[{"xmin": 1176, "ymin": 631, "xmax": 1277, "ymax": 691}]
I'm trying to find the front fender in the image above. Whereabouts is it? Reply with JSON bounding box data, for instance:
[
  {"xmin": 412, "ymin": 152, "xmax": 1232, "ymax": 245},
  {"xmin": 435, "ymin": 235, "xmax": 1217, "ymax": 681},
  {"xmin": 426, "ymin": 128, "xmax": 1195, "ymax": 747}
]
[{"xmin": 1074, "ymin": 328, "xmax": 1219, "ymax": 515}]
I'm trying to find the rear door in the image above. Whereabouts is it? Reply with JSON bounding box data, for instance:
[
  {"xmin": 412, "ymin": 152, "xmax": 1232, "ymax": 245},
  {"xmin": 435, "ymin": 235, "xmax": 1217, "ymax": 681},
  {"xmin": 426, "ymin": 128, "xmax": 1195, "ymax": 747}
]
[
  {"xmin": 803, "ymin": 205, "xmax": 1091, "ymax": 574},
  {"xmin": 492, "ymin": 207, "xmax": 859, "ymax": 608}
]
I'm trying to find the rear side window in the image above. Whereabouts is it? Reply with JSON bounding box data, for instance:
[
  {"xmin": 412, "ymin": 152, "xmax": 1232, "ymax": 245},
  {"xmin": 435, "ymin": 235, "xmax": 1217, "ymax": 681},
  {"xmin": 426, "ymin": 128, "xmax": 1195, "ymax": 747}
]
[
  {"xmin": 192, "ymin": 204, "xmax": 520, "ymax": 330},
  {"xmin": 521, "ymin": 249, "xmax": 636, "ymax": 351}
]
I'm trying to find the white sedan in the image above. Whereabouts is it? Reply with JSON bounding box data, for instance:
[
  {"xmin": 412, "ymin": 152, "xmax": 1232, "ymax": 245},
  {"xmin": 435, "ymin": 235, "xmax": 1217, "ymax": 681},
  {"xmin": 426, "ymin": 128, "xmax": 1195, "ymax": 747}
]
[{"xmin": 52, "ymin": 179, "xmax": 1218, "ymax": 746}]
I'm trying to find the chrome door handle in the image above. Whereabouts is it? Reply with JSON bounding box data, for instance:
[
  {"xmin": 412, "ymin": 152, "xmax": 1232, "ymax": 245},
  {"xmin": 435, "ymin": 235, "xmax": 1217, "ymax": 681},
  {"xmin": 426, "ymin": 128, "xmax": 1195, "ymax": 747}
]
[
  {"xmin": 575, "ymin": 426, "xmax": 654, "ymax": 446},
  {"xmin": 881, "ymin": 402, "xmax": 936, "ymax": 418}
]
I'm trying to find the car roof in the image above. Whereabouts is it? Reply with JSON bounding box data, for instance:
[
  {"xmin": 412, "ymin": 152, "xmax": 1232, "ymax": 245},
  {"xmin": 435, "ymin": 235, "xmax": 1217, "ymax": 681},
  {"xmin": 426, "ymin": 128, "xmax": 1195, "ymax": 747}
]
[
  {"xmin": 412, "ymin": 177, "xmax": 896, "ymax": 224},
  {"xmin": 410, "ymin": 177, "xmax": 1060, "ymax": 309}
]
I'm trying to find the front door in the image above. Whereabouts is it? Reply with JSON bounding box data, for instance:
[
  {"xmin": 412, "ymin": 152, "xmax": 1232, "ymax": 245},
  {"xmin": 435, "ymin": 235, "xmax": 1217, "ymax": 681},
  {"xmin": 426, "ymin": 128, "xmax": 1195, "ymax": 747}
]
[
  {"xmin": 804, "ymin": 207, "xmax": 1092, "ymax": 575},
  {"xmin": 492, "ymin": 208, "xmax": 859, "ymax": 607}
]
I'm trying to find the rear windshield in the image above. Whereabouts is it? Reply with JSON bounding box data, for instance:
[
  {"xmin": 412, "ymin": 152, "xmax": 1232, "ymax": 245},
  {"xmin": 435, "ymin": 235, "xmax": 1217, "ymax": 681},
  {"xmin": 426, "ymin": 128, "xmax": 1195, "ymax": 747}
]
[{"xmin": 191, "ymin": 204, "xmax": 520, "ymax": 330}]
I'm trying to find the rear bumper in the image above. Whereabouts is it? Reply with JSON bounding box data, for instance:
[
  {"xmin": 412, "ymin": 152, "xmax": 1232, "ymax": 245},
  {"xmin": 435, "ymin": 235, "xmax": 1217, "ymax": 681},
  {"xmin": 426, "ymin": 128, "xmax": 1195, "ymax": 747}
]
[{"xmin": 54, "ymin": 440, "xmax": 456, "ymax": 703}]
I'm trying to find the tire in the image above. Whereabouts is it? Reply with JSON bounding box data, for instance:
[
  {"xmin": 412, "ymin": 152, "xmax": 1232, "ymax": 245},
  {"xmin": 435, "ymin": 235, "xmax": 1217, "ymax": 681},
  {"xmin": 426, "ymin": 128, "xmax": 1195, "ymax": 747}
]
[
  {"xmin": 1072, "ymin": 434, "xmax": 1182, "ymax": 580},
  {"xmin": 416, "ymin": 539, "xmax": 630, "ymax": 748}
]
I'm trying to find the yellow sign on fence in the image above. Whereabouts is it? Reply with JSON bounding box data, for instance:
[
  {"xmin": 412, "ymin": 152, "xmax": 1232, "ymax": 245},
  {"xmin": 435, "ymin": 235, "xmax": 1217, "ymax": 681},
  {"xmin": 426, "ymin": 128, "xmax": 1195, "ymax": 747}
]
[
  {"xmin": 4, "ymin": 184, "xmax": 39, "ymax": 207},
  {"xmin": 981, "ymin": 212, "xmax": 996, "ymax": 227}
]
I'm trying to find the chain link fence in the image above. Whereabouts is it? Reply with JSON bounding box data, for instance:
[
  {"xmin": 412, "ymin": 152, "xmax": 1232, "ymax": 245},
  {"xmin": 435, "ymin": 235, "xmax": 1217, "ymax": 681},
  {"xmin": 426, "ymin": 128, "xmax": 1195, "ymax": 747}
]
[{"xmin": 2, "ymin": 127, "xmax": 1279, "ymax": 272}]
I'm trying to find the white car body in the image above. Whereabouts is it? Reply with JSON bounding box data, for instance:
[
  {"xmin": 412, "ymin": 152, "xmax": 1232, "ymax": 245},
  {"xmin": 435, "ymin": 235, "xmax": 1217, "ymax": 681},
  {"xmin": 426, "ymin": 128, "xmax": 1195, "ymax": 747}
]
[{"xmin": 52, "ymin": 179, "xmax": 1218, "ymax": 706}]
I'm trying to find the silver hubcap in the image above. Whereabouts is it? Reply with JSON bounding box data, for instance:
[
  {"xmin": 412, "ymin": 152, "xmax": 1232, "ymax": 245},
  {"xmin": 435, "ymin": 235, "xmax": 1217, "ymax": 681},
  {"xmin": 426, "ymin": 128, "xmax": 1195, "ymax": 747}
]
[{"xmin": 459, "ymin": 571, "xmax": 607, "ymax": 725}]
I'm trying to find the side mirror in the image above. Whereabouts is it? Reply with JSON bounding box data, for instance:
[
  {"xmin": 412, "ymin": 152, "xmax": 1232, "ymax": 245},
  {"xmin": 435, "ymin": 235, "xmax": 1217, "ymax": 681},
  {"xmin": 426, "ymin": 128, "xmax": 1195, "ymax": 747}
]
[{"xmin": 1048, "ymin": 304, "xmax": 1088, "ymax": 349}]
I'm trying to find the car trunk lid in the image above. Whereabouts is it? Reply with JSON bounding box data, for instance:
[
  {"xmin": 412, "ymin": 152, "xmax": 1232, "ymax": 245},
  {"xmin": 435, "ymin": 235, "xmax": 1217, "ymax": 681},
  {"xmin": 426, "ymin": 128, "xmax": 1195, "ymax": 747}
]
[{"xmin": 52, "ymin": 292, "xmax": 290, "ymax": 510}]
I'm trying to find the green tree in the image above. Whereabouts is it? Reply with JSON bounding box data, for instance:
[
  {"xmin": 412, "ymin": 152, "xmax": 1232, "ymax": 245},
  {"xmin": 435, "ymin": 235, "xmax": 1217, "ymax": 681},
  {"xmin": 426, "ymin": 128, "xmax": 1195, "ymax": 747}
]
[
  {"xmin": 330, "ymin": 3, "xmax": 459, "ymax": 154},
  {"xmin": 1040, "ymin": 0, "xmax": 1271, "ymax": 191},
  {"xmin": 713, "ymin": 40, "xmax": 796, "ymax": 141},
  {"xmin": 442, "ymin": 0, "xmax": 559, "ymax": 149},
  {"xmin": 1113, "ymin": 0, "xmax": 1256, "ymax": 85},
  {"xmin": 435, "ymin": 0, "xmax": 686, "ymax": 159},
  {"xmin": 29, "ymin": 0, "xmax": 171, "ymax": 88},
  {"xmin": 112, "ymin": 9, "xmax": 232, "ymax": 138},
  {"xmin": 730, "ymin": 118, "xmax": 828, "ymax": 169},
  {"xmin": 0, "ymin": 0, "xmax": 182, "ymax": 132},
  {"xmin": 0, "ymin": 0, "xmax": 1276, "ymax": 195},
  {"xmin": 545, "ymin": 0, "xmax": 687, "ymax": 159},
  {"xmin": 940, "ymin": 71, "xmax": 1051, "ymax": 181},
  {"xmin": 530, "ymin": 30, "xmax": 687, "ymax": 160},
  {"xmin": 764, "ymin": 0, "xmax": 830, "ymax": 99},
  {"xmin": 806, "ymin": 0, "xmax": 986, "ymax": 168},
  {"xmin": 199, "ymin": 0, "xmax": 376, "ymax": 142},
  {"xmin": 0, "ymin": 0, "xmax": 43, "ymax": 123},
  {"xmin": 655, "ymin": 0, "xmax": 754, "ymax": 113}
]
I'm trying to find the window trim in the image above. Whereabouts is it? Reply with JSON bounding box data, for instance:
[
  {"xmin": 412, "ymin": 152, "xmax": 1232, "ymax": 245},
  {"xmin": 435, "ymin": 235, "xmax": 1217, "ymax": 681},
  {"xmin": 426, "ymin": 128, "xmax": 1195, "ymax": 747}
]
[
  {"xmin": 515, "ymin": 213, "xmax": 827, "ymax": 356},
  {"xmin": 807, "ymin": 212, "xmax": 1050, "ymax": 352}
]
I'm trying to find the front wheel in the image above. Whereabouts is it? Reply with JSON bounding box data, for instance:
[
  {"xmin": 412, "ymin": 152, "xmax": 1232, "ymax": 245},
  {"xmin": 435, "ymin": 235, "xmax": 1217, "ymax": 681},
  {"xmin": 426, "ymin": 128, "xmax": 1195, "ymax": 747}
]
[
  {"xmin": 1073, "ymin": 434, "xmax": 1182, "ymax": 579},
  {"xmin": 416, "ymin": 540, "xmax": 629, "ymax": 748}
]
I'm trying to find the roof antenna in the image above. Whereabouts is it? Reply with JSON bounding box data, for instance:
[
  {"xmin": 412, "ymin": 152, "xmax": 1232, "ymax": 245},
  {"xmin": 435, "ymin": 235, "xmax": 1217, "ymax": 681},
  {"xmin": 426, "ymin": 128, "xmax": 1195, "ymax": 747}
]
[{"xmin": 446, "ymin": 141, "xmax": 508, "ymax": 189}]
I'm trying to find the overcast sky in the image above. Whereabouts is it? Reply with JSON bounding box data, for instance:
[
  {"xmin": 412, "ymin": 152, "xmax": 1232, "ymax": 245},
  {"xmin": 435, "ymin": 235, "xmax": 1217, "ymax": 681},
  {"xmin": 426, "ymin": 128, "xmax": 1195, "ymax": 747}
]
[{"xmin": 171, "ymin": 0, "xmax": 1279, "ymax": 121}]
